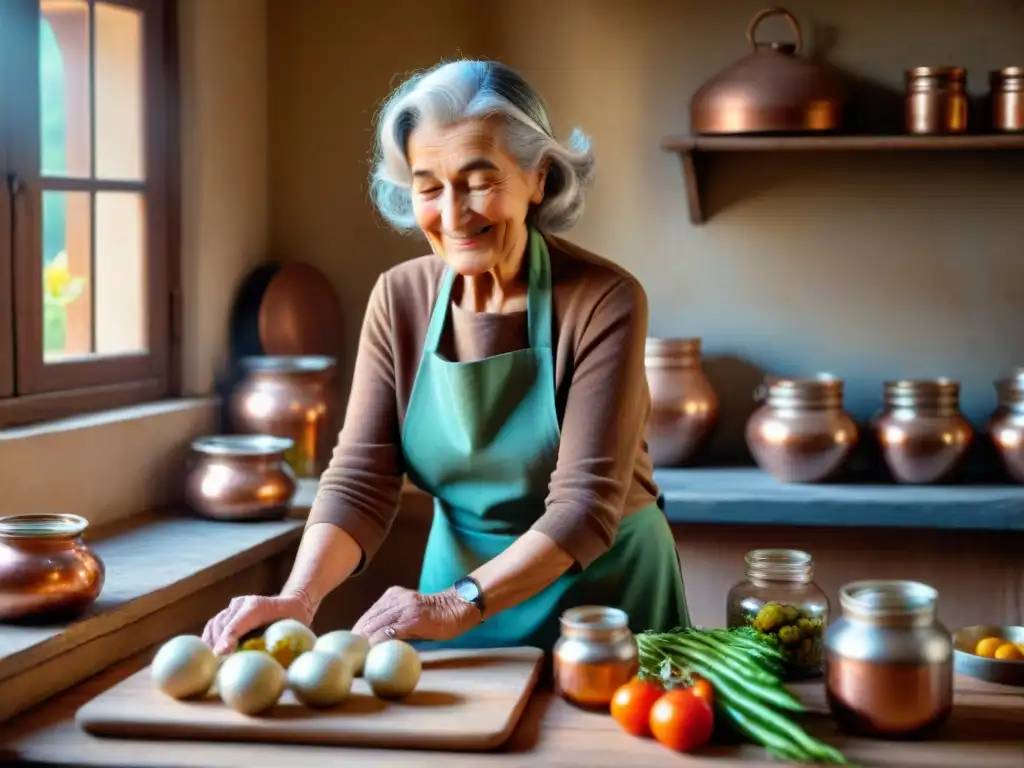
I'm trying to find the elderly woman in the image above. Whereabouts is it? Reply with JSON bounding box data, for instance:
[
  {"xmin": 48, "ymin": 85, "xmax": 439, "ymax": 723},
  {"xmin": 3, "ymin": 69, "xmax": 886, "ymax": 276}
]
[{"xmin": 204, "ymin": 59, "xmax": 690, "ymax": 653}]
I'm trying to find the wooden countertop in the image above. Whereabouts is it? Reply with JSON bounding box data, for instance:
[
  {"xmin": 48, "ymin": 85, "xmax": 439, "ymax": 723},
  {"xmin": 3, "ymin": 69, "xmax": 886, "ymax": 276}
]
[{"xmin": 0, "ymin": 651, "xmax": 1022, "ymax": 767}]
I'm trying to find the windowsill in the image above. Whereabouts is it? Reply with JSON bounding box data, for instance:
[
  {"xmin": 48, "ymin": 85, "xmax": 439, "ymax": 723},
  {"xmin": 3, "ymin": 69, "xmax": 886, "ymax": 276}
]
[
  {"xmin": 0, "ymin": 397, "xmax": 214, "ymax": 442},
  {"xmin": 0, "ymin": 478, "xmax": 319, "ymax": 723}
]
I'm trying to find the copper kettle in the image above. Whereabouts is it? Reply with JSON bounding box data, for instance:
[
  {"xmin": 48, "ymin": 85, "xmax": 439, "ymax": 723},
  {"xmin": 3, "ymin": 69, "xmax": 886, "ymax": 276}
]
[{"xmin": 690, "ymin": 7, "xmax": 846, "ymax": 134}]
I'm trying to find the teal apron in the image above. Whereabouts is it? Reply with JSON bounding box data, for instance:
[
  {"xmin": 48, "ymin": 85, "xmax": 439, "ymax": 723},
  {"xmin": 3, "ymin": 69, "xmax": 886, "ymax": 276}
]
[{"xmin": 401, "ymin": 227, "xmax": 690, "ymax": 651}]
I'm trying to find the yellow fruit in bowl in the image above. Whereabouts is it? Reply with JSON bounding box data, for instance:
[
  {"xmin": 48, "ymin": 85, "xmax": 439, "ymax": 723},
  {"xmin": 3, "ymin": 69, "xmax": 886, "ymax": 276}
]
[
  {"xmin": 994, "ymin": 643, "xmax": 1024, "ymax": 662},
  {"xmin": 975, "ymin": 636, "xmax": 1004, "ymax": 658}
]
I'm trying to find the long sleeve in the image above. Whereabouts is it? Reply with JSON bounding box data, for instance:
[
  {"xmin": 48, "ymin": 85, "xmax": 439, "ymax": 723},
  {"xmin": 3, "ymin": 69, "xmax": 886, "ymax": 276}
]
[
  {"xmin": 531, "ymin": 276, "xmax": 650, "ymax": 569},
  {"xmin": 305, "ymin": 274, "xmax": 405, "ymax": 572}
]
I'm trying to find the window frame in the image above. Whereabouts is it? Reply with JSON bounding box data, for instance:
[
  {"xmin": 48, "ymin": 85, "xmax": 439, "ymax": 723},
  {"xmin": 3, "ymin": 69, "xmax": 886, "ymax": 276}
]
[{"xmin": 0, "ymin": 0, "xmax": 180, "ymax": 427}]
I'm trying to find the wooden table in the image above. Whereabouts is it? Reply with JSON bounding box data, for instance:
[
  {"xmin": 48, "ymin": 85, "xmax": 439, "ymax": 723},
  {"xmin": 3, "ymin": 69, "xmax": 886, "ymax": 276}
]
[{"xmin": 0, "ymin": 652, "xmax": 1022, "ymax": 767}]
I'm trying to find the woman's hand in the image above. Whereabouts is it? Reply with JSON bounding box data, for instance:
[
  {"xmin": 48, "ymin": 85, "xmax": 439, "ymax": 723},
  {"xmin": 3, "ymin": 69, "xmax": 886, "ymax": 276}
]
[
  {"xmin": 352, "ymin": 586, "xmax": 479, "ymax": 645},
  {"xmin": 202, "ymin": 592, "xmax": 315, "ymax": 655}
]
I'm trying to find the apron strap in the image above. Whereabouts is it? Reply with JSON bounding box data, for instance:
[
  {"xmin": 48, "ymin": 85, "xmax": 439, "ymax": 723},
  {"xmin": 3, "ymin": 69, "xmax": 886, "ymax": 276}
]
[{"xmin": 422, "ymin": 226, "xmax": 554, "ymax": 354}]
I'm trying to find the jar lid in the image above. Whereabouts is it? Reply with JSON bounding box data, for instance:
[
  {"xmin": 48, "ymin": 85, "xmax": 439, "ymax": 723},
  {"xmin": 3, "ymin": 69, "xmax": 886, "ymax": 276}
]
[
  {"xmin": 191, "ymin": 435, "xmax": 295, "ymax": 456},
  {"xmin": 240, "ymin": 355, "xmax": 336, "ymax": 374},
  {"xmin": 839, "ymin": 580, "xmax": 938, "ymax": 619},
  {"xmin": 559, "ymin": 605, "xmax": 629, "ymax": 633},
  {"xmin": 0, "ymin": 513, "xmax": 88, "ymax": 539}
]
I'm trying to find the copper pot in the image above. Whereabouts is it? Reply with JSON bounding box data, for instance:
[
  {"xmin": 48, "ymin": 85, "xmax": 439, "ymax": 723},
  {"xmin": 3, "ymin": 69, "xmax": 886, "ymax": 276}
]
[
  {"xmin": 690, "ymin": 7, "xmax": 846, "ymax": 135},
  {"xmin": 990, "ymin": 67, "xmax": 1024, "ymax": 133},
  {"xmin": 644, "ymin": 337, "xmax": 718, "ymax": 466},
  {"xmin": 230, "ymin": 356, "xmax": 338, "ymax": 479},
  {"xmin": 746, "ymin": 374, "xmax": 858, "ymax": 483},
  {"xmin": 874, "ymin": 380, "xmax": 972, "ymax": 484},
  {"xmin": 905, "ymin": 67, "xmax": 968, "ymax": 135},
  {"xmin": 825, "ymin": 580, "xmax": 953, "ymax": 739},
  {"xmin": 184, "ymin": 435, "xmax": 298, "ymax": 521},
  {"xmin": 0, "ymin": 514, "xmax": 105, "ymax": 622},
  {"xmin": 988, "ymin": 369, "xmax": 1024, "ymax": 483}
]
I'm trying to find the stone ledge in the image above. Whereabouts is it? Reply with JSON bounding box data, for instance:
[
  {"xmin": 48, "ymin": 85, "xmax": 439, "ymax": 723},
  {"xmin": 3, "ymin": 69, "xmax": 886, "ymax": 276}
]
[
  {"xmin": 658, "ymin": 468, "xmax": 1024, "ymax": 530},
  {"xmin": 0, "ymin": 479, "xmax": 318, "ymax": 722}
]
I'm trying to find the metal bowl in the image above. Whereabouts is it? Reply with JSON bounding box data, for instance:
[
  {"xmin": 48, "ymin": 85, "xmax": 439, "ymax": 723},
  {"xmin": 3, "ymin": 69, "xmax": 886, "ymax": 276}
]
[{"xmin": 953, "ymin": 625, "xmax": 1024, "ymax": 686}]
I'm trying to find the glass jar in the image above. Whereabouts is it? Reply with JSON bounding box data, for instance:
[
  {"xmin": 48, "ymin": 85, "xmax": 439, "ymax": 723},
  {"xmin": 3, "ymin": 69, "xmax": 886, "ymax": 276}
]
[
  {"xmin": 726, "ymin": 549, "xmax": 829, "ymax": 679},
  {"xmin": 552, "ymin": 606, "xmax": 638, "ymax": 709},
  {"xmin": 825, "ymin": 580, "xmax": 953, "ymax": 739}
]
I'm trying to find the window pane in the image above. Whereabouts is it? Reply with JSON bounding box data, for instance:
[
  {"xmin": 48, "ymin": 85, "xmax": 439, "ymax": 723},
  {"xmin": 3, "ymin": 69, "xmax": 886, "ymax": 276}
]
[
  {"xmin": 95, "ymin": 191, "xmax": 147, "ymax": 355},
  {"xmin": 42, "ymin": 190, "xmax": 92, "ymax": 360},
  {"xmin": 39, "ymin": 0, "xmax": 91, "ymax": 178},
  {"xmin": 95, "ymin": 2, "xmax": 145, "ymax": 181}
]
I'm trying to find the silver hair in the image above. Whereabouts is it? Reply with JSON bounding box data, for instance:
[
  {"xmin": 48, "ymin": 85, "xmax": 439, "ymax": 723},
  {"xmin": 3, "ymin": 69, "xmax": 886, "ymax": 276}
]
[{"xmin": 369, "ymin": 59, "xmax": 595, "ymax": 234}]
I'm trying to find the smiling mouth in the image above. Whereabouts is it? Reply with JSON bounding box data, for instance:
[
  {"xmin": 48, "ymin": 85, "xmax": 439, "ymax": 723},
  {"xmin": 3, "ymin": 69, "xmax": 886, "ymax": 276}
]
[{"xmin": 448, "ymin": 225, "xmax": 493, "ymax": 241}]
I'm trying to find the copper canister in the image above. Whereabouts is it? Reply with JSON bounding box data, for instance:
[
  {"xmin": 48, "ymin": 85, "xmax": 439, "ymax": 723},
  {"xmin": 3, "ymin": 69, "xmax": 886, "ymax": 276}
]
[
  {"xmin": 0, "ymin": 514, "xmax": 105, "ymax": 621},
  {"xmin": 991, "ymin": 67, "xmax": 1024, "ymax": 132},
  {"xmin": 825, "ymin": 580, "xmax": 953, "ymax": 739},
  {"xmin": 230, "ymin": 356, "xmax": 338, "ymax": 479},
  {"xmin": 644, "ymin": 337, "xmax": 718, "ymax": 466},
  {"xmin": 989, "ymin": 369, "xmax": 1024, "ymax": 483},
  {"xmin": 184, "ymin": 435, "xmax": 298, "ymax": 521},
  {"xmin": 905, "ymin": 67, "xmax": 968, "ymax": 135},
  {"xmin": 745, "ymin": 374, "xmax": 858, "ymax": 483},
  {"xmin": 553, "ymin": 606, "xmax": 638, "ymax": 709},
  {"xmin": 874, "ymin": 379, "xmax": 973, "ymax": 484}
]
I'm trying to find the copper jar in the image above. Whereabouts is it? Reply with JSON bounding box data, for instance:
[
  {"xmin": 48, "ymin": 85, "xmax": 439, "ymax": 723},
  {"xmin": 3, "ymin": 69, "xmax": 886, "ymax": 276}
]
[
  {"xmin": 0, "ymin": 514, "xmax": 105, "ymax": 622},
  {"xmin": 989, "ymin": 369, "xmax": 1024, "ymax": 483},
  {"xmin": 184, "ymin": 435, "xmax": 298, "ymax": 521},
  {"xmin": 874, "ymin": 380, "xmax": 973, "ymax": 484},
  {"xmin": 825, "ymin": 580, "xmax": 953, "ymax": 739},
  {"xmin": 230, "ymin": 355, "xmax": 338, "ymax": 479},
  {"xmin": 905, "ymin": 67, "xmax": 968, "ymax": 135},
  {"xmin": 990, "ymin": 67, "xmax": 1024, "ymax": 132},
  {"xmin": 644, "ymin": 337, "xmax": 718, "ymax": 466},
  {"xmin": 553, "ymin": 606, "xmax": 639, "ymax": 709},
  {"xmin": 745, "ymin": 375, "xmax": 858, "ymax": 483},
  {"xmin": 690, "ymin": 7, "xmax": 846, "ymax": 135}
]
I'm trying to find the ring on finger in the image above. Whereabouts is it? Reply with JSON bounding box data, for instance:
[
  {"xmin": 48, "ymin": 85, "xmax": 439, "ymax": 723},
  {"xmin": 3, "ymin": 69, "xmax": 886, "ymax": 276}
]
[{"xmin": 384, "ymin": 626, "xmax": 396, "ymax": 639}]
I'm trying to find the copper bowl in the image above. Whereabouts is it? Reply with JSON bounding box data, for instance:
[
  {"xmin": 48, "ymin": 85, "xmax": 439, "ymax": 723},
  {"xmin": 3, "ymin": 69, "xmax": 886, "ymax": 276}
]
[
  {"xmin": 0, "ymin": 513, "xmax": 105, "ymax": 622},
  {"xmin": 184, "ymin": 435, "xmax": 298, "ymax": 521}
]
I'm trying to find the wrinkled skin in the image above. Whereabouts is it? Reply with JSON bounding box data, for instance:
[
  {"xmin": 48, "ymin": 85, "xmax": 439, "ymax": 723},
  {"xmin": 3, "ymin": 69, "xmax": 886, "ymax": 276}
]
[{"xmin": 351, "ymin": 586, "xmax": 480, "ymax": 646}]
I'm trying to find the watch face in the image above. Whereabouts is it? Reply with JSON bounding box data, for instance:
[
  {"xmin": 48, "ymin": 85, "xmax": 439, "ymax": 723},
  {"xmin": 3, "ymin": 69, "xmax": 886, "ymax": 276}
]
[{"xmin": 455, "ymin": 577, "xmax": 480, "ymax": 604}]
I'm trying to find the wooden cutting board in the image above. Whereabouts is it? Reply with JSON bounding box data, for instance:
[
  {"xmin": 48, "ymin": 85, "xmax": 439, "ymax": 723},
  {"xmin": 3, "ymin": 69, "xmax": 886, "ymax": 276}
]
[{"xmin": 76, "ymin": 646, "xmax": 544, "ymax": 752}]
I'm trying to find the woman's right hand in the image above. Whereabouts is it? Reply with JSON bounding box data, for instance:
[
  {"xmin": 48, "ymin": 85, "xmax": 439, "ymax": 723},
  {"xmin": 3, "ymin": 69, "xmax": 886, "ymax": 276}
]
[{"xmin": 202, "ymin": 592, "xmax": 315, "ymax": 655}]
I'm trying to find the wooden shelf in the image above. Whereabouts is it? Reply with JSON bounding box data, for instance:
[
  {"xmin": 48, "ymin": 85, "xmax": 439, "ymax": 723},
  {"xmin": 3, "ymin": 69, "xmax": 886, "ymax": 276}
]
[{"xmin": 661, "ymin": 133, "xmax": 1024, "ymax": 224}]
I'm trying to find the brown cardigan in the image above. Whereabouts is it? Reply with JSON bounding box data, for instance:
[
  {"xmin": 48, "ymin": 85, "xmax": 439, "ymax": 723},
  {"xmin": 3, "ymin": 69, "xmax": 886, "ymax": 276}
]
[{"xmin": 306, "ymin": 234, "xmax": 660, "ymax": 571}]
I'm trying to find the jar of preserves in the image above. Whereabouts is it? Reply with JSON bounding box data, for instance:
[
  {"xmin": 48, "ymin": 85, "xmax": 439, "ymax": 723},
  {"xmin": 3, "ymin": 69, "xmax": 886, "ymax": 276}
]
[
  {"xmin": 825, "ymin": 580, "xmax": 953, "ymax": 739},
  {"xmin": 746, "ymin": 374, "xmax": 858, "ymax": 483},
  {"xmin": 553, "ymin": 605, "xmax": 638, "ymax": 709},
  {"xmin": 726, "ymin": 549, "xmax": 829, "ymax": 680},
  {"xmin": 874, "ymin": 379, "xmax": 973, "ymax": 484},
  {"xmin": 644, "ymin": 337, "xmax": 718, "ymax": 466}
]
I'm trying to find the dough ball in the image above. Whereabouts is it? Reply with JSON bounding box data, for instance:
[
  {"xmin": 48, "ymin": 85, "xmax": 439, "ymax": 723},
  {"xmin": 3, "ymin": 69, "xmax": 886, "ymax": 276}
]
[
  {"xmin": 313, "ymin": 630, "xmax": 370, "ymax": 675},
  {"xmin": 217, "ymin": 650, "xmax": 286, "ymax": 715},
  {"xmin": 287, "ymin": 651, "xmax": 353, "ymax": 707},
  {"xmin": 263, "ymin": 619, "xmax": 317, "ymax": 656},
  {"xmin": 151, "ymin": 635, "xmax": 218, "ymax": 700},
  {"xmin": 364, "ymin": 640, "xmax": 422, "ymax": 700}
]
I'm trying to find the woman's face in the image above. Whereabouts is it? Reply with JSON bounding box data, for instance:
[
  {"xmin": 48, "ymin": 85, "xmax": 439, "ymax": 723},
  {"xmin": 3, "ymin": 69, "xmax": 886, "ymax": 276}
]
[{"xmin": 407, "ymin": 118, "xmax": 547, "ymax": 277}]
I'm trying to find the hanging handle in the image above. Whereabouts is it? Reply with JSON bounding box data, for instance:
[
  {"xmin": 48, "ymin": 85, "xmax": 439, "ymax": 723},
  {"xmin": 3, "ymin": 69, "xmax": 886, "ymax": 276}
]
[{"xmin": 747, "ymin": 7, "xmax": 803, "ymax": 54}]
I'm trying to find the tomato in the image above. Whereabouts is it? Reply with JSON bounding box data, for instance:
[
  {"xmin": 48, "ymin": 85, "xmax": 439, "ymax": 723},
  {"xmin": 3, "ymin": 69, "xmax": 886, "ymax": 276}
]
[
  {"xmin": 610, "ymin": 679, "xmax": 664, "ymax": 737},
  {"xmin": 649, "ymin": 688, "xmax": 715, "ymax": 753},
  {"xmin": 689, "ymin": 678, "xmax": 714, "ymax": 706}
]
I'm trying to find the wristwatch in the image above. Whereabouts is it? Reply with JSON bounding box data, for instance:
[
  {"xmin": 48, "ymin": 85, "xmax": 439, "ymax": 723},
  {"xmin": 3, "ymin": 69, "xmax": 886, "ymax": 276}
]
[{"xmin": 453, "ymin": 576, "xmax": 486, "ymax": 620}]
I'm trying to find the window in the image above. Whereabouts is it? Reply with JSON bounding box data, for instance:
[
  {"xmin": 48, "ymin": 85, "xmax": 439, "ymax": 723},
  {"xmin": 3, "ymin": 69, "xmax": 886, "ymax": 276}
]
[{"xmin": 0, "ymin": 0, "xmax": 179, "ymax": 427}]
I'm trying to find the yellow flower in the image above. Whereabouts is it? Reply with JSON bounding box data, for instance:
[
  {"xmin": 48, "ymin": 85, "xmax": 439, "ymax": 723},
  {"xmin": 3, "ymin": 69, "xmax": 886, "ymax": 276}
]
[{"xmin": 42, "ymin": 251, "xmax": 86, "ymax": 306}]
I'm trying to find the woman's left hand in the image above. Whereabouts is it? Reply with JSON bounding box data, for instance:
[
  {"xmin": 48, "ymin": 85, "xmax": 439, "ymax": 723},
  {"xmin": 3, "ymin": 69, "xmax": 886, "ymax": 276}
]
[{"xmin": 352, "ymin": 586, "xmax": 479, "ymax": 645}]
